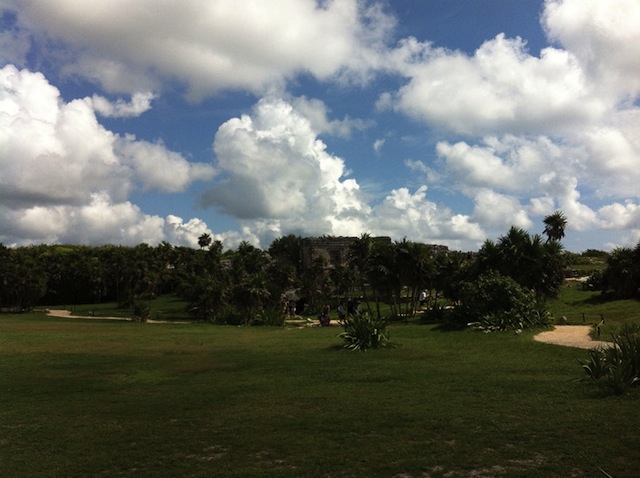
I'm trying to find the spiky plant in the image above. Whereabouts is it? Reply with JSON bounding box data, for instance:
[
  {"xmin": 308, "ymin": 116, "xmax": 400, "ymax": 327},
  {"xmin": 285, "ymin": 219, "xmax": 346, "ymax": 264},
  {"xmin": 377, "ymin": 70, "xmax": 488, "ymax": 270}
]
[{"xmin": 338, "ymin": 313, "xmax": 391, "ymax": 351}]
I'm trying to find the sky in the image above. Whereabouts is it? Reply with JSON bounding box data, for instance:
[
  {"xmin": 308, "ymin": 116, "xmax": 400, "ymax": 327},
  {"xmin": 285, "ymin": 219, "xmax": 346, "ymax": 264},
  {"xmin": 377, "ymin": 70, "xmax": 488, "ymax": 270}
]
[{"xmin": 1, "ymin": 0, "xmax": 639, "ymax": 253}]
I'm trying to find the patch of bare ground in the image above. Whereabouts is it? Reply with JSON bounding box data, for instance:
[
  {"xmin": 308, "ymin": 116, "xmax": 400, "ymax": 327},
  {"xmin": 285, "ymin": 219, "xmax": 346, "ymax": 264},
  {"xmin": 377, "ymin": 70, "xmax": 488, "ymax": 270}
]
[
  {"xmin": 533, "ymin": 325, "xmax": 611, "ymax": 349},
  {"xmin": 46, "ymin": 309, "xmax": 130, "ymax": 321},
  {"xmin": 45, "ymin": 309, "xmax": 190, "ymax": 324}
]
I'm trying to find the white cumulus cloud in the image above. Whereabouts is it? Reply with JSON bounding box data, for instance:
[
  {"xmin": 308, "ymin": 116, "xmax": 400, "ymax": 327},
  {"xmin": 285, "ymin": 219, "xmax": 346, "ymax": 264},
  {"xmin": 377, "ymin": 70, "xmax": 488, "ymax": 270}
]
[
  {"xmin": 91, "ymin": 92, "xmax": 155, "ymax": 118},
  {"xmin": 204, "ymin": 97, "xmax": 371, "ymax": 235},
  {"xmin": 543, "ymin": 0, "xmax": 640, "ymax": 98},
  {"xmin": 8, "ymin": 0, "xmax": 396, "ymax": 100},
  {"xmin": 0, "ymin": 64, "xmax": 215, "ymax": 246},
  {"xmin": 380, "ymin": 34, "xmax": 605, "ymax": 136}
]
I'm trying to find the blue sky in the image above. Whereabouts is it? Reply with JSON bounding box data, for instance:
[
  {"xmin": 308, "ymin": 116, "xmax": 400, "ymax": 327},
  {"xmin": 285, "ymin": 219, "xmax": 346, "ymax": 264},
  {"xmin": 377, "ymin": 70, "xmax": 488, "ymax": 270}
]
[{"xmin": 1, "ymin": 0, "xmax": 639, "ymax": 252}]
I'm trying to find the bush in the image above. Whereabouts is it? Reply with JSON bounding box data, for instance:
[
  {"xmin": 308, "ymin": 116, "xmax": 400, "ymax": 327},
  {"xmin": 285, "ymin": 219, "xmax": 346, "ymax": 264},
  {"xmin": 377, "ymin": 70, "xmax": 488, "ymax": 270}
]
[
  {"xmin": 339, "ymin": 313, "xmax": 391, "ymax": 351},
  {"xmin": 132, "ymin": 301, "xmax": 151, "ymax": 322},
  {"xmin": 455, "ymin": 271, "xmax": 550, "ymax": 332},
  {"xmin": 215, "ymin": 306, "xmax": 247, "ymax": 326},
  {"xmin": 580, "ymin": 323, "xmax": 640, "ymax": 395},
  {"xmin": 420, "ymin": 302, "xmax": 448, "ymax": 323},
  {"xmin": 252, "ymin": 306, "xmax": 285, "ymax": 326}
]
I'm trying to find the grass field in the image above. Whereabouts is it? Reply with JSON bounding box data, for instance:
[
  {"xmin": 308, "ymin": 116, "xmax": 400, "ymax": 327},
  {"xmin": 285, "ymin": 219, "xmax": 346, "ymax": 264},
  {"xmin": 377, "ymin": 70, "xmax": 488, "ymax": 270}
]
[
  {"xmin": 547, "ymin": 282, "xmax": 640, "ymax": 338},
  {"xmin": 1, "ymin": 299, "xmax": 639, "ymax": 477}
]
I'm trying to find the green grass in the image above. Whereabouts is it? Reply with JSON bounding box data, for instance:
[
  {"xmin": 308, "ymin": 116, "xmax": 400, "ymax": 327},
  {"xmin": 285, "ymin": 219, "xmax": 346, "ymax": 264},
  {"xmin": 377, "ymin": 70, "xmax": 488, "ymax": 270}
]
[
  {"xmin": 548, "ymin": 283, "xmax": 640, "ymax": 338},
  {"xmin": 1, "ymin": 312, "xmax": 639, "ymax": 477}
]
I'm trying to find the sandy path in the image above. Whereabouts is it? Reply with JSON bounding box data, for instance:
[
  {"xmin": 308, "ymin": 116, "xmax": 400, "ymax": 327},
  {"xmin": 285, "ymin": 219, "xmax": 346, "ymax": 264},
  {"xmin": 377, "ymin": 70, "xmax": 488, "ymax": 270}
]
[
  {"xmin": 47, "ymin": 309, "xmax": 131, "ymax": 321},
  {"xmin": 534, "ymin": 325, "xmax": 611, "ymax": 349},
  {"xmin": 46, "ymin": 309, "xmax": 189, "ymax": 324}
]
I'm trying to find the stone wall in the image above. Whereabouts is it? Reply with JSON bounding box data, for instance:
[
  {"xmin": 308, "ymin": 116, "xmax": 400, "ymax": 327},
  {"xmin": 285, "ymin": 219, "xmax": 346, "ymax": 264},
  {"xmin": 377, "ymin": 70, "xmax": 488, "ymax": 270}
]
[{"xmin": 300, "ymin": 236, "xmax": 391, "ymax": 269}]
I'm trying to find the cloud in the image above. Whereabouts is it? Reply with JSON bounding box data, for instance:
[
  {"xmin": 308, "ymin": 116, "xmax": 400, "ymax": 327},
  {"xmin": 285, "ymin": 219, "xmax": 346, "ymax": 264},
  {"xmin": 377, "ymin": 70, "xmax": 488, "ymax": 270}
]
[
  {"xmin": 1, "ymin": 193, "xmax": 163, "ymax": 246},
  {"xmin": 543, "ymin": 0, "xmax": 640, "ymax": 98},
  {"xmin": 4, "ymin": 0, "xmax": 640, "ymax": 252},
  {"xmin": 203, "ymin": 97, "xmax": 371, "ymax": 233},
  {"xmin": 370, "ymin": 186, "xmax": 485, "ymax": 249},
  {"xmin": 581, "ymin": 120, "xmax": 640, "ymax": 198},
  {"xmin": 432, "ymin": 134, "xmax": 616, "ymax": 235},
  {"xmin": 0, "ymin": 64, "xmax": 215, "ymax": 246},
  {"xmin": 163, "ymin": 215, "xmax": 213, "ymax": 249},
  {"xmin": 9, "ymin": 0, "xmax": 396, "ymax": 99},
  {"xmin": 202, "ymin": 97, "xmax": 490, "ymax": 249},
  {"xmin": 597, "ymin": 201, "xmax": 640, "ymax": 231},
  {"xmin": 91, "ymin": 92, "xmax": 155, "ymax": 118},
  {"xmin": 117, "ymin": 136, "xmax": 216, "ymax": 193},
  {"xmin": 435, "ymin": 136, "xmax": 563, "ymax": 196},
  {"xmin": 291, "ymin": 96, "xmax": 370, "ymax": 138},
  {"xmin": 0, "ymin": 22, "xmax": 30, "ymax": 67},
  {"xmin": 380, "ymin": 33, "xmax": 606, "ymax": 136},
  {"xmin": 472, "ymin": 189, "xmax": 533, "ymax": 230}
]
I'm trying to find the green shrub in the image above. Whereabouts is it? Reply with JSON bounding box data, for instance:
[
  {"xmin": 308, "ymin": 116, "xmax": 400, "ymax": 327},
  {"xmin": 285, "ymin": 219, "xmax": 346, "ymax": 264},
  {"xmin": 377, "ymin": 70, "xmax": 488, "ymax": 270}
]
[
  {"xmin": 252, "ymin": 306, "xmax": 285, "ymax": 326},
  {"xmin": 215, "ymin": 306, "xmax": 247, "ymax": 326},
  {"xmin": 580, "ymin": 323, "xmax": 640, "ymax": 395},
  {"xmin": 420, "ymin": 302, "xmax": 450, "ymax": 323},
  {"xmin": 132, "ymin": 301, "xmax": 151, "ymax": 322},
  {"xmin": 456, "ymin": 271, "xmax": 550, "ymax": 332},
  {"xmin": 338, "ymin": 313, "xmax": 391, "ymax": 351}
]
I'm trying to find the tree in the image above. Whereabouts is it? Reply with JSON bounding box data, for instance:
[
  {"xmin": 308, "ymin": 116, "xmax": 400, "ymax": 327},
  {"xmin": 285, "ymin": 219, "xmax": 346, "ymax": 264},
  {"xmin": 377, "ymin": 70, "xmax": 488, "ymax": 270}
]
[
  {"xmin": 347, "ymin": 233, "xmax": 375, "ymax": 317},
  {"xmin": 2, "ymin": 247, "xmax": 47, "ymax": 310},
  {"xmin": 395, "ymin": 240, "xmax": 435, "ymax": 317},
  {"xmin": 476, "ymin": 226, "xmax": 566, "ymax": 300},
  {"xmin": 599, "ymin": 243, "xmax": 640, "ymax": 299},
  {"xmin": 457, "ymin": 271, "xmax": 549, "ymax": 331},
  {"xmin": 543, "ymin": 210, "xmax": 567, "ymax": 243},
  {"xmin": 198, "ymin": 233, "xmax": 212, "ymax": 250}
]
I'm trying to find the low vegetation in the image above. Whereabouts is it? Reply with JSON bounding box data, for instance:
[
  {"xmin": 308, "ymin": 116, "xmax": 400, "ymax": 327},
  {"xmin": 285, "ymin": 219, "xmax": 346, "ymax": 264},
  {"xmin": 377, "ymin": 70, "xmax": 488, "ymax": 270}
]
[
  {"xmin": 456, "ymin": 271, "xmax": 550, "ymax": 332},
  {"xmin": 338, "ymin": 313, "xmax": 391, "ymax": 350},
  {"xmin": 580, "ymin": 323, "xmax": 640, "ymax": 395}
]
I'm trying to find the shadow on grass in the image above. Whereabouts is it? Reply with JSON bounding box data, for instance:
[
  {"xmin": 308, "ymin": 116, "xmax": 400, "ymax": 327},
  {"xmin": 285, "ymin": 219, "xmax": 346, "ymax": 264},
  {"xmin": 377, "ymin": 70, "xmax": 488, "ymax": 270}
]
[
  {"xmin": 574, "ymin": 293, "xmax": 610, "ymax": 306},
  {"xmin": 431, "ymin": 322, "xmax": 468, "ymax": 332}
]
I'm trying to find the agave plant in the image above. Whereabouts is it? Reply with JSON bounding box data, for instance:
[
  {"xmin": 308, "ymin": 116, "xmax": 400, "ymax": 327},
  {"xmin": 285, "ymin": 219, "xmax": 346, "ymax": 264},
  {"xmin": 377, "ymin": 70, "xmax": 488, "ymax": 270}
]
[
  {"xmin": 338, "ymin": 313, "xmax": 391, "ymax": 351},
  {"xmin": 579, "ymin": 323, "xmax": 640, "ymax": 395},
  {"xmin": 579, "ymin": 348, "xmax": 609, "ymax": 381}
]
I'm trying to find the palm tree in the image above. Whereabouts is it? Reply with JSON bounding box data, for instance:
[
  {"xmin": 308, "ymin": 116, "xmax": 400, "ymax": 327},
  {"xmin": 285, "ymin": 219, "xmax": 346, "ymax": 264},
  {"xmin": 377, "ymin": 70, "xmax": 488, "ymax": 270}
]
[
  {"xmin": 347, "ymin": 233, "xmax": 374, "ymax": 317},
  {"xmin": 198, "ymin": 233, "xmax": 212, "ymax": 250},
  {"xmin": 543, "ymin": 210, "xmax": 567, "ymax": 243},
  {"xmin": 476, "ymin": 226, "xmax": 565, "ymax": 300},
  {"xmin": 394, "ymin": 239, "xmax": 434, "ymax": 317}
]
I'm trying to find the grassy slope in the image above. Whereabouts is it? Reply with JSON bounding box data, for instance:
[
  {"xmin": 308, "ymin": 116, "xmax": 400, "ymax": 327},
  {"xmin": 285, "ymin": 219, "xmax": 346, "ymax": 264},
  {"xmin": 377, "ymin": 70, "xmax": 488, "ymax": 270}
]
[
  {"xmin": 1, "ymin": 312, "xmax": 639, "ymax": 477},
  {"xmin": 548, "ymin": 283, "xmax": 640, "ymax": 338}
]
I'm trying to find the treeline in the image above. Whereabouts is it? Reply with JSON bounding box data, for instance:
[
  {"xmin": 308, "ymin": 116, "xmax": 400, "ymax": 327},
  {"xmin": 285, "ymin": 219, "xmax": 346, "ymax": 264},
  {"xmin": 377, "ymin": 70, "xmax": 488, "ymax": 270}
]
[
  {"xmin": 586, "ymin": 242, "xmax": 640, "ymax": 300},
  {"xmin": 2, "ymin": 214, "xmax": 636, "ymax": 327},
  {"xmin": 0, "ymin": 240, "xmax": 295, "ymax": 323},
  {"xmin": 0, "ymin": 224, "xmax": 572, "ymax": 328}
]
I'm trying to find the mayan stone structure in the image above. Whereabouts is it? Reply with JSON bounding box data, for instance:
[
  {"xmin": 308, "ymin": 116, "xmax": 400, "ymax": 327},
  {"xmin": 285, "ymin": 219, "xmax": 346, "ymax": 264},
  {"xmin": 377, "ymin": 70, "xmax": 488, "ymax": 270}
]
[{"xmin": 300, "ymin": 236, "xmax": 392, "ymax": 269}]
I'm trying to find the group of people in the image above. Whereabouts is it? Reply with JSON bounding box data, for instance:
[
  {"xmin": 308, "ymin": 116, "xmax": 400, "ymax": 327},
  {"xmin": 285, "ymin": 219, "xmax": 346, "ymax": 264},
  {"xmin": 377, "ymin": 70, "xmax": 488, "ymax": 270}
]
[
  {"xmin": 282, "ymin": 296, "xmax": 361, "ymax": 326},
  {"xmin": 318, "ymin": 298, "xmax": 359, "ymax": 326}
]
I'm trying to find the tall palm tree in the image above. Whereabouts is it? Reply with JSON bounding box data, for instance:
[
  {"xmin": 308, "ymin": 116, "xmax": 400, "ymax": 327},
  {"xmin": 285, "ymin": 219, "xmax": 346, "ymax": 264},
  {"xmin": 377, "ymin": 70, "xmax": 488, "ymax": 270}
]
[
  {"xmin": 347, "ymin": 233, "xmax": 374, "ymax": 317},
  {"xmin": 198, "ymin": 233, "xmax": 212, "ymax": 250},
  {"xmin": 543, "ymin": 210, "xmax": 567, "ymax": 243},
  {"xmin": 477, "ymin": 226, "xmax": 565, "ymax": 299}
]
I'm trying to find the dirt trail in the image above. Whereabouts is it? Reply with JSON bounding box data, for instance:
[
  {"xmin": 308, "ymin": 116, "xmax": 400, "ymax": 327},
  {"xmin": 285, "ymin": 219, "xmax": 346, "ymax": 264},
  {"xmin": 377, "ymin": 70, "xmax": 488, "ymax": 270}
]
[
  {"xmin": 533, "ymin": 325, "xmax": 611, "ymax": 349},
  {"xmin": 46, "ymin": 309, "xmax": 130, "ymax": 321},
  {"xmin": 46, "ymin": 309, "xmax": 188, "ymax": 324}
]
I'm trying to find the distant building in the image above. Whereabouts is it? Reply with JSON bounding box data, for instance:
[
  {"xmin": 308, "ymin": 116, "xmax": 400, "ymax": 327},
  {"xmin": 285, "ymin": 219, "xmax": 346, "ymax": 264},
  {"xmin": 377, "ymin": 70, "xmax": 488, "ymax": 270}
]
[
  {"xmin": 300, "ymin": 236, "xmax": 389, "ymax": 269},
  {"xmin": 299, "ymin": 236, "xmax": 454, "ymax": 270}
]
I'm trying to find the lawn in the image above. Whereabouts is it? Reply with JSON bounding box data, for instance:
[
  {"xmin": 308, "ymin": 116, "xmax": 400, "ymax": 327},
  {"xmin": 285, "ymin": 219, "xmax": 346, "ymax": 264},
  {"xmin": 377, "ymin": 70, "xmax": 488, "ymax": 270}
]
[
  {"xmin": 547, "ymin": 282, "xmax": 640, "ymax": 338},
  {"xmin": 1, "ymin": 310, "xmax": 639, "ymax": 477}
]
